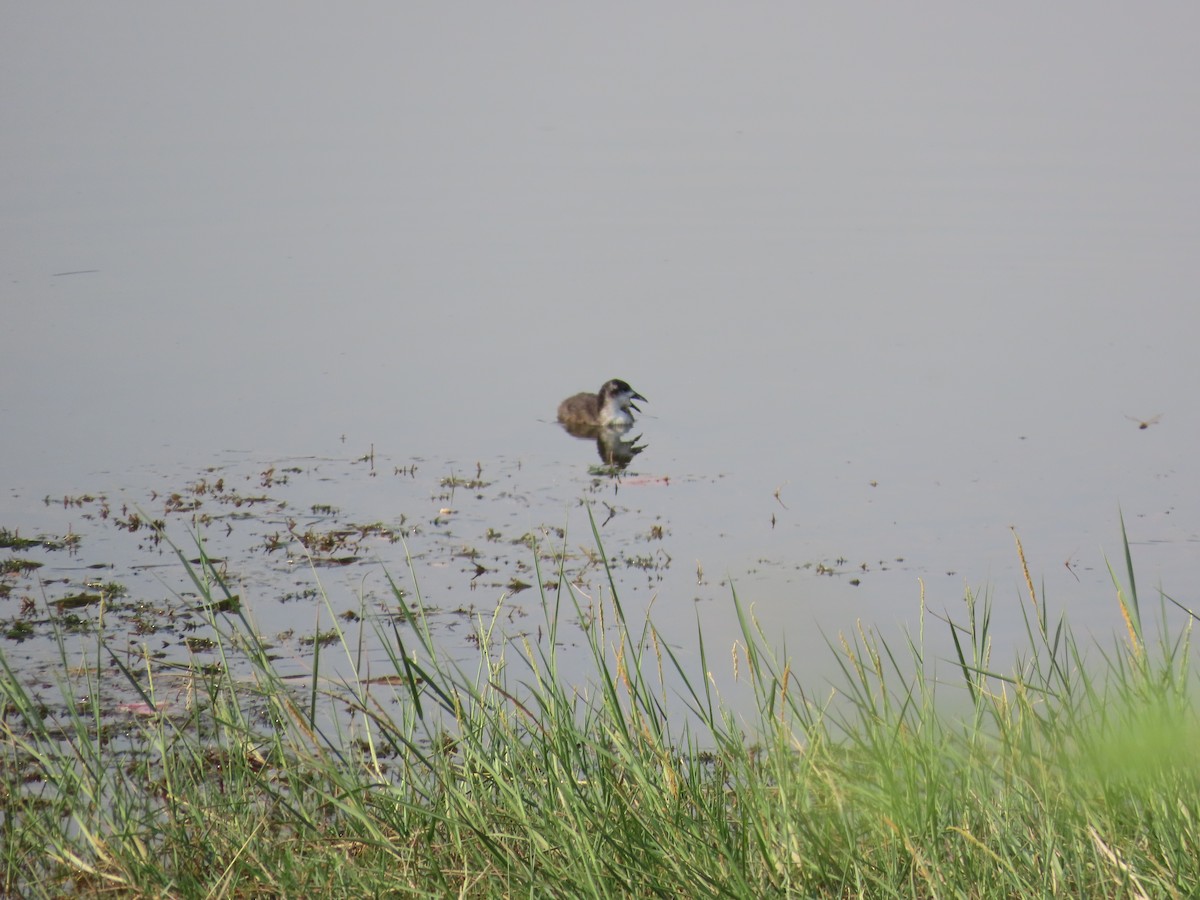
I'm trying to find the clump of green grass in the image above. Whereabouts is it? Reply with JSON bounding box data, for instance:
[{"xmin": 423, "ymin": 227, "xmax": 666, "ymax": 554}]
[
  {"xmin": 0, "ymin": 528, "xmax": 43, "ymax": 551},
  {"xmin": 0, "ymin": 514, "xmax": 1196, "ymax": 897},
  {"xmin": 1, "ymin": 558, "xmax": 42, "ymax": 575}
]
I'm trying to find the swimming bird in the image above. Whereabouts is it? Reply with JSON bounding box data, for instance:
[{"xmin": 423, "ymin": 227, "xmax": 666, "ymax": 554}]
[{"xmin": 556, "ymin": 379, "xmax": 646, "ymax": 430}]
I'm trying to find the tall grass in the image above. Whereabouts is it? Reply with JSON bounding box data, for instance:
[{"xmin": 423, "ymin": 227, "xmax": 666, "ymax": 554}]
[{"xmin": 1, "ymin": 515, "xmax": 1197, "ymax": 897}]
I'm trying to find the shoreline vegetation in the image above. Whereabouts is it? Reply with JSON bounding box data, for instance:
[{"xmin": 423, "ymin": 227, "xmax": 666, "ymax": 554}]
[{"xmin": 2, "ymin": 515, "xmax": 1197, "ymax": 897}]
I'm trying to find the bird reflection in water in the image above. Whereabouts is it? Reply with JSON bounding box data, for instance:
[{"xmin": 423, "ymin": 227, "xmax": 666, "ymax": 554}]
[
  {"xmin": 556, "ymin": 379, "xmax": 648, "ymax": 471},
  {"xmin": 559, "ymin": 419, "xmax": 647, "ymax": 470}
]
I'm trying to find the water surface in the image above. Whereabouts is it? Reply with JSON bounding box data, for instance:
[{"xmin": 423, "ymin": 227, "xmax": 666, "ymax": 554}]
[{"xmin": 3, "ymin": 5, "xmax": 1198, "ymax": 711}]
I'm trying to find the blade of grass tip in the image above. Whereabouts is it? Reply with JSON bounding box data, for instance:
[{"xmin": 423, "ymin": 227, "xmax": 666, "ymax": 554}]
[
  {"xmin": 92, "ymin": 585, "xmax": 106, "ymax": 732},
  {"xmin": 309, "ymin": 604, "xmax": 321, "ymax": 727},
  {"xmin": 393, "ymin": 540, "xmax": 484, "ymax": 715},
  {"xmin": 876, "ymin": 634, "xmax": 922, "ymax": 731},
  {"xmin": 586, "ymin": 504, "xmax": 625, "ymax": 621},
  {"xmin": 353, "ymin": 697, "xmax": 438, "ymax": 777},
  {"xmin": 395, "ymin": 535, "xmax": 441, "ymax": 657},
  {"xmin": 951, "ymin": 660, "xmax": 1057, "ymax": 700},
  {"xmin": 530, "ymin": 529, "xmax": 566, "ymax": 676},
  {"xmin": 1118, "ymin": 508, "xmax": 1142, "ymax": 638},
  {"xmin": 352, "ymin": 574, "xmax": 368, "ymax": 684},
  {"xmin": 380, "ymin": 616, "xmax": 425, "ymax": 717},
  {"xmin": 561, "ymin": 575, "xmax": 633, "ymax": 746},
  {"xmin": 100, "ymin": 637, "xmax": 159, "ymax": 713},
  {"xmin": 155, "ymin": 513, "xmax": 223, "ymax": 604},
  {"xmin": 650, "ymin": 620, "xmax": 714, "ymax": 729},
  {"xmin": 159, "ymin": 524, "xmax": 272, "ymax": 676},
  {"xmin": 729, "ymin": 582, "xmax": 759, "ymax": 677},
  {"xmin": 518, "ymin": 542, "xmax": 557, "ymax": 695},
  {"xmin": 377, "ymin": 575, "xmax": 460, "ymax": 716},
  {"xmin": 1161, "ymin": 590, "xmax": 1200, "ymax": 624},
  {"xmin": 946, "ymin": 617, "xmax": 977, "ymax": 706},
  {"xmin": 160, "ymin": 521, "xmax": 272, "ymax": 672},
  {"xmin": 693, "ymin": 614, "xmax": 719, "ymax": 725},
  {"xmin": 45, "ymin": 617, "xmax": 109, "ymax": 792},
  {"xmin": 294, "ymin": 548, "xmax": 371, "ymax": 722},
  {"xmin": 1049, "ymin": 615, "xmax": 1070, "ymax": 678}
]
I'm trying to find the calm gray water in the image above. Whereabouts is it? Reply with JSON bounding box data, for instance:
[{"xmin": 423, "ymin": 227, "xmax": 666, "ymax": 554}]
[{"xmin": 3, "ymin": 6, "xmax": 1198, "ymax": 706}]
